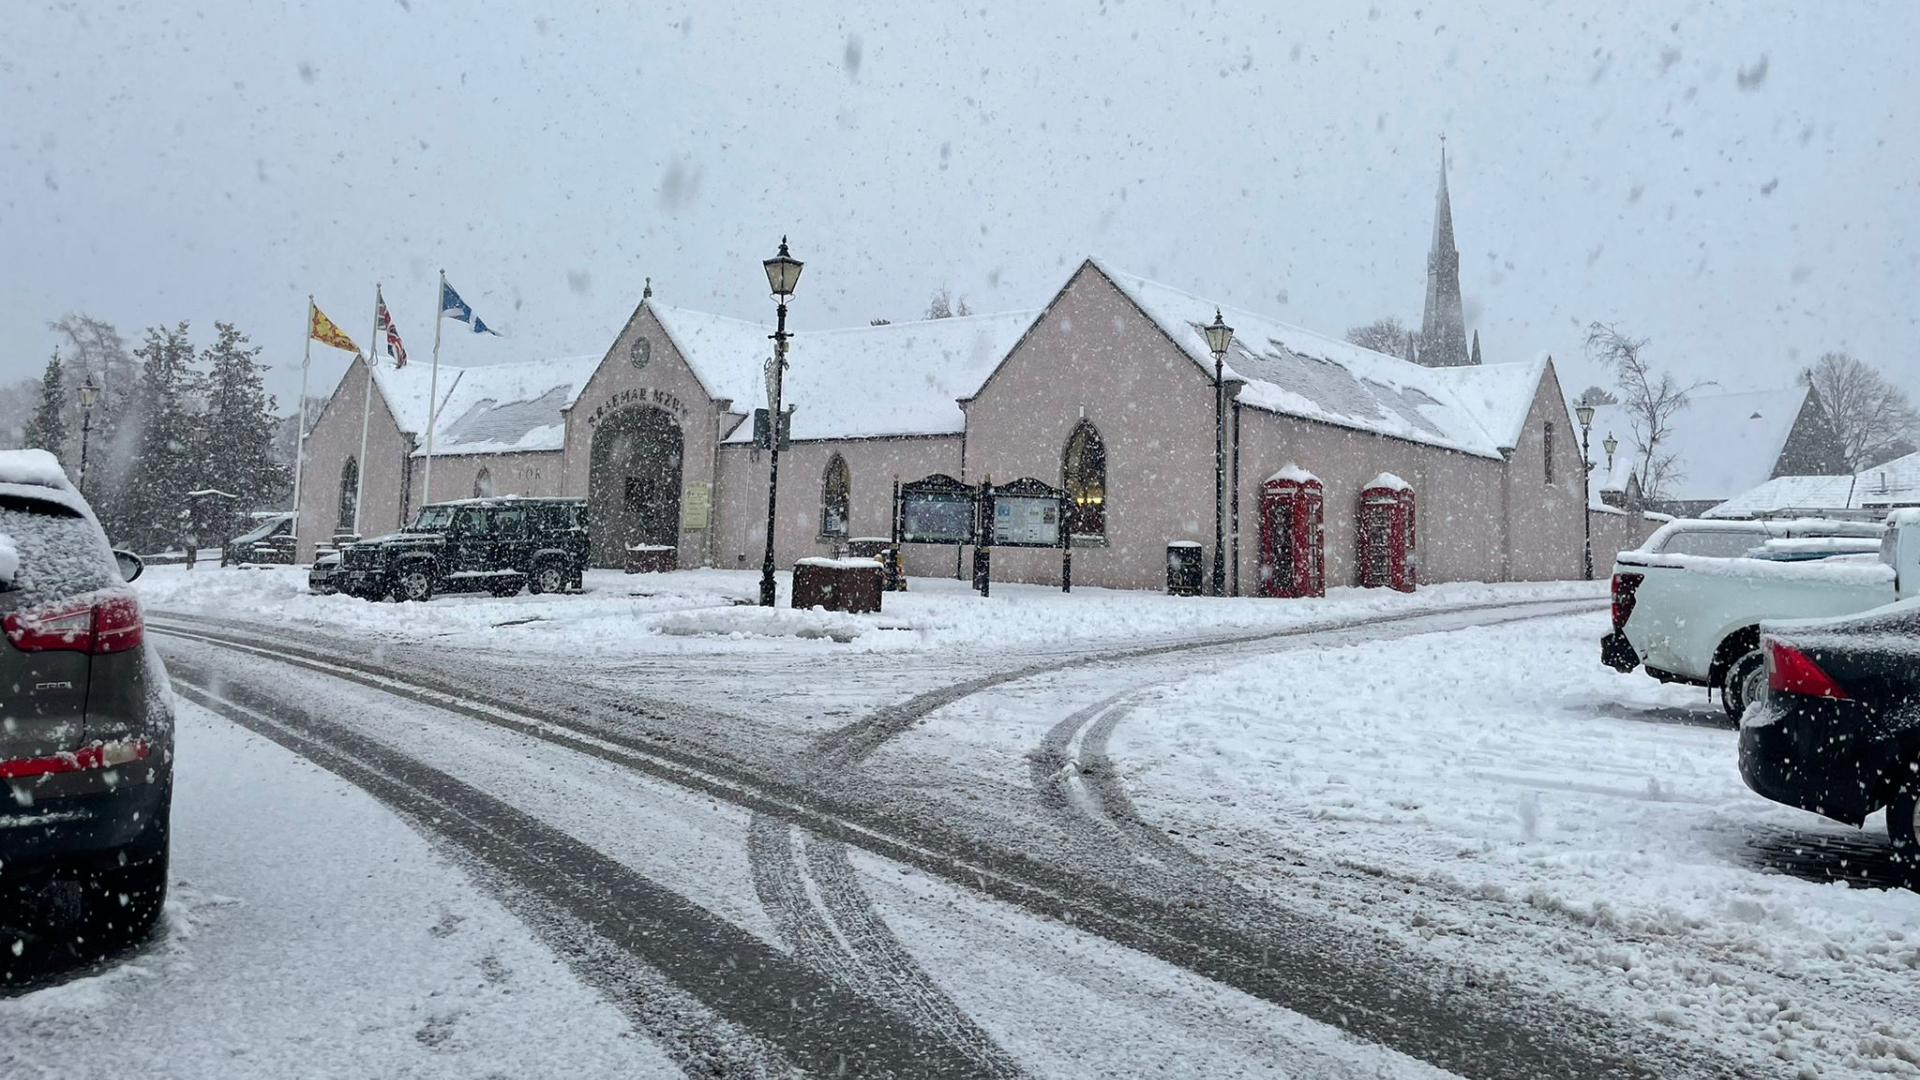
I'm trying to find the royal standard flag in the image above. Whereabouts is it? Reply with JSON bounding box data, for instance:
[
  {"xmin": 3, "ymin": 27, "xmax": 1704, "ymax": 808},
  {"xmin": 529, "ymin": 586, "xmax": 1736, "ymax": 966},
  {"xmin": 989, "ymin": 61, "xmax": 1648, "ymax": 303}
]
[{"xmin": 309, "ymin": 302, "xmax": 361, "ymax": 354}]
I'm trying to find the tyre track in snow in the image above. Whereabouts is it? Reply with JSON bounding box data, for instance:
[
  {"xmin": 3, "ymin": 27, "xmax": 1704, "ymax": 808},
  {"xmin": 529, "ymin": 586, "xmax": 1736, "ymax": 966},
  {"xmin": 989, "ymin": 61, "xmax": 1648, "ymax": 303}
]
[
  {"xmin": 810, "ymin": 597, "xmax": 1603, "ymax": 767},
  {"xmin": 149, "ymin": 603, "xmax": 1735, "ymax": 1080},
  {"xmin": 164, "ymin": 654, "xmax": 989, "ymax": 1080},
  {"xmin": 746, "ymin": 816, "xmax": 1028, "ymax": 1079}
]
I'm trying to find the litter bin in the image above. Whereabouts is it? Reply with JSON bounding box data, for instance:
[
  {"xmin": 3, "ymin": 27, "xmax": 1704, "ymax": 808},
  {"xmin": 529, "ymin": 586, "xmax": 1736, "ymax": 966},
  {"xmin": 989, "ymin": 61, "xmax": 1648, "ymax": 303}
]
[{"xmin": 1166, "ymin": 541, "xmax": 1203, "ymax": 596}]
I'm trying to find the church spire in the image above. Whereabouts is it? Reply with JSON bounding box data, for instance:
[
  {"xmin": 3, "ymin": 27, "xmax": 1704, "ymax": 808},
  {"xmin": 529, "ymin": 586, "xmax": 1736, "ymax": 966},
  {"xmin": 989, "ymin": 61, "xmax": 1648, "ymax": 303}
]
[{"xmin": 1417, "ymin": 138, "xmax": 1474, "ymax": 367}]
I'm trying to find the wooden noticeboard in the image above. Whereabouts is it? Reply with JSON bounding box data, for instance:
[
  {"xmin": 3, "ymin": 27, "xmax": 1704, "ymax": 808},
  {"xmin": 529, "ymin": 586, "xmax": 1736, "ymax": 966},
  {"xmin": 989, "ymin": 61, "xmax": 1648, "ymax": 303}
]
[
  {"xmin": 897, "ymin": 474, "xmax": 978, "ymax": 546},
  {"xmin": 992, "ymin": 494, "xmax": 1062, "ymax": 547}
]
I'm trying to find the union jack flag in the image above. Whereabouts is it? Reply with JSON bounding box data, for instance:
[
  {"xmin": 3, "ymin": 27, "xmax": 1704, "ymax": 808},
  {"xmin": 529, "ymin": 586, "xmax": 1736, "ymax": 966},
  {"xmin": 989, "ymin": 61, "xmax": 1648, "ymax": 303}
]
[{"xmin": 375, "ymin": 286, "xmax": 408, "ymax": 367}]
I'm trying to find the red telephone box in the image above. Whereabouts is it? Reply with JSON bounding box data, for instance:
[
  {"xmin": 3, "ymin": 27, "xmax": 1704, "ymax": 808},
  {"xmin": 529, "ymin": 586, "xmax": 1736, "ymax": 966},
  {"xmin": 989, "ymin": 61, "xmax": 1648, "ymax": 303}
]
[
  {"xmin": 1357, "ymin": 475, "xmax": 1416, "ymax": 592},
  {"xmin": 1259, "ymin": 466, "xmax": 1325, "ymax": 598}
]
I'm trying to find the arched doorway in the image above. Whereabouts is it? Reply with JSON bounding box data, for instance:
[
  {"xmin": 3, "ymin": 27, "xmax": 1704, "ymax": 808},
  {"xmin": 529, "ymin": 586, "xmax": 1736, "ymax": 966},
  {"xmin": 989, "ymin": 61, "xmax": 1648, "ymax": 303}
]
[{"xmin": 588, "ymin": 406, "xmax": 684, "ymax": 568}]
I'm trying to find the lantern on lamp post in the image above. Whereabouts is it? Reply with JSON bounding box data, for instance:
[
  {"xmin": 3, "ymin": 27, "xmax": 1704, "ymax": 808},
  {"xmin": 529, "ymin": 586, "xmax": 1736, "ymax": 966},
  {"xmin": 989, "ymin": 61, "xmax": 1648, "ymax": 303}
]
[
  {"xmin": 77, "ymin": 375, "xmax": 101, "ymax": 488},
  {"xmin": 1202, "ymin": 310, "xmax": 1234, "ymax": 598},
  {"xmin": 1575, "ymin": 401, "xmax": 1596, "ymax": 580},
  {"xmin": 758, "ymin": 237, "xmax": 804, "ymax": 608}
]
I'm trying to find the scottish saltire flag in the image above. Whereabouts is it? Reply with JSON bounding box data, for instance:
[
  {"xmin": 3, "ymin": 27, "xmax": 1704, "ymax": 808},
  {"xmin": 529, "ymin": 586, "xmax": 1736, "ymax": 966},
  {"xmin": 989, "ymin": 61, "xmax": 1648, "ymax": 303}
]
[
  {"xmin": 440, "ymin": 279, "xmax": 501, "ymax": 336},
  {"xmin": 375, "ymin": 286, "xmax": 408, "ymax": 367}
]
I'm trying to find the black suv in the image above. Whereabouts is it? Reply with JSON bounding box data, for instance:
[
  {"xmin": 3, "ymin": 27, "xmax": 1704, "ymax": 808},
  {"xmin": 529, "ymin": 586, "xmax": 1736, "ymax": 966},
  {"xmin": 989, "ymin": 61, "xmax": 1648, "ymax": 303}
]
[{"xmin": 337, "ymin": 497, "xmax": 589, "ymax": 602}]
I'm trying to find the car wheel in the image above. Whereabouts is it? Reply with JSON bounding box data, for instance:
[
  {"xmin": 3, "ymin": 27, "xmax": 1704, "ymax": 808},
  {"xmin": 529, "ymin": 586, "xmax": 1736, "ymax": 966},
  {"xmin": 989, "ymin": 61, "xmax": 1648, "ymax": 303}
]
[
  {"xmin": 1721, "ymin": 649, "xmax": 1767, "ymax": 722},
  {"xmin": 395, "ymin": 567, "xmax": 434, "ymax": 602},
  {"xmin": 1889, "ymin": 773, "xmax": 1920, "ymax": 856},
  {"xmin": 529, "ymin": 562, "xmax": 566, "ymax": 595},
  {"xmin": 83, "ymin": 783, "xmax": 170, "ymax": 949}
]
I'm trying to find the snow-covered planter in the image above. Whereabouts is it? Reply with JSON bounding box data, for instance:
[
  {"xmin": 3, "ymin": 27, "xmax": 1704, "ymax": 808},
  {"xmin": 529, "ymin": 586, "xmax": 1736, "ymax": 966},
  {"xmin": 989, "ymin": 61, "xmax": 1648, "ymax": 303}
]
[
  {"xmin": 792, "ymin": 556, "xmax": 884, "ymax": 613},
  {"xmin": 624, "ymin": 543, "xmax": 677, "ymax": 574}
]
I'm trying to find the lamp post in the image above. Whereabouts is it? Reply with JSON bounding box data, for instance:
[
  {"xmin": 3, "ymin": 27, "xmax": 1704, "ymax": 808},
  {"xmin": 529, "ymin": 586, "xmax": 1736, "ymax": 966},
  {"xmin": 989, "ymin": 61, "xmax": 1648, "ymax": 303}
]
[
  {"xmin": 759, "ymin": 237, "xmax": 804, "ymax": 608},
  {"xmin": 1202, "ymin": 310, "xmax": 1234, "ymax": 597},
  {"xmin": 1576, "ymin": 402, "xmax": 1596, "ymax": 580},
  {"xmin": 77, "ymin": 375, "xmax": 100, "ymax": 488}
]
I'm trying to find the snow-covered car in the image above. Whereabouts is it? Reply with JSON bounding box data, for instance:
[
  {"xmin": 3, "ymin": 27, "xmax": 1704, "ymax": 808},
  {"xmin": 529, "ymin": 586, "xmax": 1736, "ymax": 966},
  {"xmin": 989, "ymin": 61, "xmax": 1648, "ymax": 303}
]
[
  {"xmin": 221, "ymin": 510, "xmax": 295, "ymax": 566},
  {"xmin": 0, "ymin": 450, "xmax": 173, "ymax": 965},
  {"xmin": 1602, "ymin": 514, "xmax": 1920, "ymax": 719},
  {"xmin": 308, "ymin": 551, "xmax": 341, "ymax": 594},
  {"xmin": 1739, "ymin": 597, "xmax": 1920, "ymax": 848}
]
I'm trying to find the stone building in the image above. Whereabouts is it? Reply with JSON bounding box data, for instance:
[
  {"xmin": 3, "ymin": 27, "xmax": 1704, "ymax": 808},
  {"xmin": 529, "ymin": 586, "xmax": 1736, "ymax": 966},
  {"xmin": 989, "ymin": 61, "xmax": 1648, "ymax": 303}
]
[
  {"xmin": 1587, "ymin": 386, "xmax": 1849, "ymax": 518},
  {"xmin": 294, "ymin": 151, "xmax": 1595, "ymax": 592}
]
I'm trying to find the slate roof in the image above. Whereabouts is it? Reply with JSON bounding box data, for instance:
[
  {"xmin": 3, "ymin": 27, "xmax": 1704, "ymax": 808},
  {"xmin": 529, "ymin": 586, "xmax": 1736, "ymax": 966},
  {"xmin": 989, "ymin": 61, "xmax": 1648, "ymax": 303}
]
[
  {"xmin": 365, "ymin": 355, "xmax": 600, "ymax": 457},
  {"xmin": 1092, "ymin": 261, "xmax": 1543, "ymax": 460}
]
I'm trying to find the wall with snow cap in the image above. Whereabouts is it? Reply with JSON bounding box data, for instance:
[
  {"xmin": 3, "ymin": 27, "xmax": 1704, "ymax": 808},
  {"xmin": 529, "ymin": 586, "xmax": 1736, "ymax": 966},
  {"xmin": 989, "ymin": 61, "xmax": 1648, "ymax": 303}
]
[
  {"xmin": 296, "ymin": 355, "xmax": 422, "ymax": 559},
  {"xmin": 1498, "ymin": 361, "xmax": 1586, "ymax": 582},
  {"xmin": 1233, "ymin": 400, "xmax": 1509, "ymax": 587},
  {"xmin": 709, "ymin": 436, "xmax": 966, "ymax": 580}
]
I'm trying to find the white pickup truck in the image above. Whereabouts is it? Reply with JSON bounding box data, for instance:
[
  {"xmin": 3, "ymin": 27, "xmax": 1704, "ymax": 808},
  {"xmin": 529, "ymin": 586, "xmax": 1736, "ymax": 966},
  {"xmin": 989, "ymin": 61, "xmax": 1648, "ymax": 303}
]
[{"xmin": 1602, "ymin": 512, "xmax": 1920, "ymax": 719}]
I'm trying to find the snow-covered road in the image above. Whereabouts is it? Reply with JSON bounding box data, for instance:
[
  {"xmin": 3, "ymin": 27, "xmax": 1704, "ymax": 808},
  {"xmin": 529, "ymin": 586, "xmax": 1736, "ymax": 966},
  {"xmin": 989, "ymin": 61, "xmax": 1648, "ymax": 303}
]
[{"xmin": 9, "ymin": 566, "xmax": 1909, "ymax": 1078}]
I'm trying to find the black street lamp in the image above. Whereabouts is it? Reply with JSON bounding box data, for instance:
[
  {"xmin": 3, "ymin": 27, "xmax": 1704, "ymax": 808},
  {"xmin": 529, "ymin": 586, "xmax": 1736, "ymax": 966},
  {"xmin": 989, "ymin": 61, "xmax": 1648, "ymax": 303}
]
[
  {"xmin": 77, "ymin": 375, "xmax": 100, "ymax": 488},
  {"xmin": 1575, "ymin": 401, "xmax": 1596, "ymax": 580},
  {"xmin": 759, "ymin": 237, "xmax": 804, "ymax": 608},
  {"xmin": 1202, "ymin": 310, "xmax": 1234, "ymax": 597}
]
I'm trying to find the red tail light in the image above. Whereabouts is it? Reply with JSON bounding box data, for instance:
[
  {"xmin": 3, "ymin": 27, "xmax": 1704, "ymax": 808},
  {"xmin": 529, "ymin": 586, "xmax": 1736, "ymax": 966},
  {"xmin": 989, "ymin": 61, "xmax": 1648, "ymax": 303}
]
[
  {"xmin": 3, "ymin": 589, "xmax": 146, "ymax": 655},
  {"xmin": 1766, "ymin": 637, "xmax": 1849, "ymax": 700},
  {"xmin": 1611, "ymin": 571, "xmax": 1644, "ymax": 631}
]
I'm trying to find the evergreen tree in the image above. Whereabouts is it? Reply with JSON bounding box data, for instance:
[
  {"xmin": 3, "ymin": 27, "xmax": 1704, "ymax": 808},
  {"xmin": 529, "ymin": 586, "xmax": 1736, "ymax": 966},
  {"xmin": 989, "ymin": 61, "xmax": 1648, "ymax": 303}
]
[
  {"xmin": 21, "ymin": 352, "xmax": 69, "ymax": 462},
  {"xmin": 119, "ymin": 322, "xmax": 201, "ymax": 552},
  {"xmin": 199, "ymin": 321, "xmax": 289, "ymax": 513}
]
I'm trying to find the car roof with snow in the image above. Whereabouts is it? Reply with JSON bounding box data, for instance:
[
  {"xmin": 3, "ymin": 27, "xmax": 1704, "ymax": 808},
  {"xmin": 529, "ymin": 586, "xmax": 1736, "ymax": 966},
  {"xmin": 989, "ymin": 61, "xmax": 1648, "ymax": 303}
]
[{"xmin": 0, "ymin": 448, "xmax": 93, "ymax": 519}]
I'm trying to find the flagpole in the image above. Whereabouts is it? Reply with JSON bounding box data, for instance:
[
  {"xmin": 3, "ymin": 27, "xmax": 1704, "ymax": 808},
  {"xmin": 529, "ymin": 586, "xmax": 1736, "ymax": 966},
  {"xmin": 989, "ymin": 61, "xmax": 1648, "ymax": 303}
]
[
  {"xmin": 422, "ymin": 269, "xmax": 445, "ymax": 507},
  {"xmin": 293, "ymin": 296, "xmax": 313, "ymax": 552},
  {"xmin": 354, "ymin": 285, "xmax": 378, "ymax": 536}
]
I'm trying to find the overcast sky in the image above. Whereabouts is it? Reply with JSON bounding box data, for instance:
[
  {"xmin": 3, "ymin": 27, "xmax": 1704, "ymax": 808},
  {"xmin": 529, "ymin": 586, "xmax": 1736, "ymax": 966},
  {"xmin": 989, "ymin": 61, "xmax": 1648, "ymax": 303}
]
[{"xmin": 4, "ymin": 0, "xmax": 1916, "ymax": 420}]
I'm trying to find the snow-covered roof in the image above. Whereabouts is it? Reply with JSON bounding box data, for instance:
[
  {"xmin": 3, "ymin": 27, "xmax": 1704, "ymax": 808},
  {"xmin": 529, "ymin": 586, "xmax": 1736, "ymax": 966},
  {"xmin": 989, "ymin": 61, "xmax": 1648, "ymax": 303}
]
[
  {"xmin": 1427, "ymin": 356, "xmax": 1554, "ymax": 450},
  {"xmin": 1586, "ymin": 387, "xmax": 1811, "ymax": 502},
  {"xmin": 647, "ymin": 301, "xmax": 1039, "ymax": 442},
  {"xmin": 367, "ymin": 355, "xmax": 600, "ymax": 457},
  {"xmin": 1093, "ymin": 261, "xmax": 1534, "ymax": 460},
  {"xmin": 1705, "ymin": 449, "xmax": 1920, "ymax": 518}
]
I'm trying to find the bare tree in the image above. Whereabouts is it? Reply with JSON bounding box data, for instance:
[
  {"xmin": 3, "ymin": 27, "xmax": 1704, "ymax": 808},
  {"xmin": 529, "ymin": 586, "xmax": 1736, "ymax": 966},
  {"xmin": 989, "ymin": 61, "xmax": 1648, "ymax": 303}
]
[
  {"xmin": 1584, "ymin": 322, "xmax": 1709, "ymax": 500},
  {"xmin": 1799, "ymin": 351, "xmax": 1920, "ymax": 470},
  {"xmin": 923, "ymin": 287, "xmax": 972, "ymax": 320},
  {"xmin": 1346, "ymin": 316, "xmax": 1414, "ymax": 358},
  {"xmin": 1575, "ymin": 385, "xmax": 1619, "ymax": 407}
]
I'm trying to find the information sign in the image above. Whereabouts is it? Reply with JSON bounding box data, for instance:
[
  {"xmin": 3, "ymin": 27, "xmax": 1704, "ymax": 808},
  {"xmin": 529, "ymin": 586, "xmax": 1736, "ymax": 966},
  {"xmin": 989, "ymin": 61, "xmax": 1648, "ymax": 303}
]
[{"xmin": 992, "ymin": 495, "xmax": 1062, "ymax": 547}]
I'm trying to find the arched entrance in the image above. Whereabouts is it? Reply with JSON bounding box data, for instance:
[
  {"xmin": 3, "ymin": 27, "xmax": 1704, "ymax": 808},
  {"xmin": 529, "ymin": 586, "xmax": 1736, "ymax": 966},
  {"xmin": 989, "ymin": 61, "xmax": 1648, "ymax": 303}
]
[{"xmin": 588, "ymin": 406, "xmax": 684, "ymax": 568}]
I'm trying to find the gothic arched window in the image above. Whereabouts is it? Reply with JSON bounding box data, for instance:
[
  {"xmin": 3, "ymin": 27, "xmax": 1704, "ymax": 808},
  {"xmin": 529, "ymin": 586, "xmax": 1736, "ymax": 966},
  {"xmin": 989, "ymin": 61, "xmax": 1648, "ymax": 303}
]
[
  {"xmin": 821, "ymin": 454, "xmax": 851, "ymax": 538},
  {"xmin": 473, "ymin": 466, "xmax": 495, "ymax": 499},
  {"xmin": 336, "ymin": 456, "xmax": 359, "ymax": 532},
  {"xmin": 1063, "ymin": 420, "xmax": 1107, "ymax": 540}
]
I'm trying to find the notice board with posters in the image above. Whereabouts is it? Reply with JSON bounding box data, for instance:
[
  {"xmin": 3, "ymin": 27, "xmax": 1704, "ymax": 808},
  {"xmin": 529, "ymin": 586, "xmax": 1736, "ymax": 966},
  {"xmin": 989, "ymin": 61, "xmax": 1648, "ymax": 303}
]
[
  {"xmin": 897, "ymin": 474, "xmax": 978, "ymax": 545},
  {"xmin": 992, "ymin": 495, "xmax": 1061, "ymax": 547},
  {"xmin": 987, "ymin": 477, "xmax": 1070, "ymax": 549}
]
